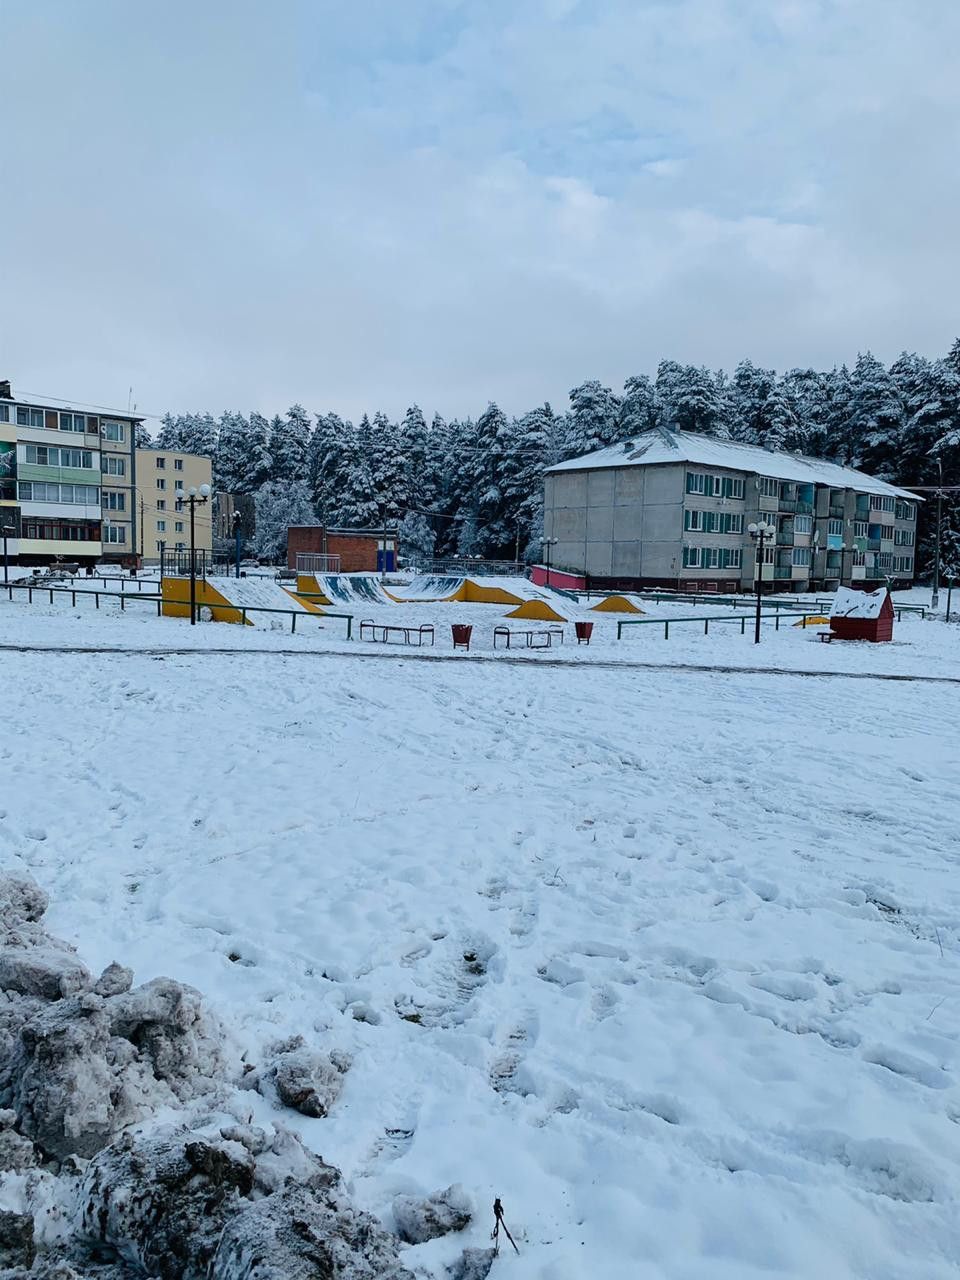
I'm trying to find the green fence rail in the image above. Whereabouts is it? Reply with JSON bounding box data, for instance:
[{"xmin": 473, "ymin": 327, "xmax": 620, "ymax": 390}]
[
  {"xmin": 4, "ymin": 582, "xmax": 354, "ymax": 639},
  {"xmin": 617, "ymin": 611, "xmax": 826, "ymax": 640}
]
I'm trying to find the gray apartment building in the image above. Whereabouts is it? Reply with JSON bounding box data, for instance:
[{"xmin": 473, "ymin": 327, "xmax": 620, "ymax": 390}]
[{"xmin": 543, "ymin": 428, "xmax": 920, "ymax": 592}]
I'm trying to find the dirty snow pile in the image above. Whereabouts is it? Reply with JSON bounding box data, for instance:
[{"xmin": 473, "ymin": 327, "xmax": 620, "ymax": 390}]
[{"xmin": 0, "ymin": 874, "xmax": 483, "ymax": 1279}]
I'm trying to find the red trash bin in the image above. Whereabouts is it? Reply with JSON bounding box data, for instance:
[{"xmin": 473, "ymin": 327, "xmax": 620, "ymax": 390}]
[
  {"xmin": 575, "ymin": 621, "xmax": 594, "ymax": 645},
  {"xmin": 452, "ymin": 624, "xmax": 473, "ymax": 651}
]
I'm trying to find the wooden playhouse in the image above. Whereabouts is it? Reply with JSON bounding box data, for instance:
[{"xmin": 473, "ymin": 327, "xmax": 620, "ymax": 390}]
[{"xmin": 829, "ymin": 587, "xmax": 894, "ymax": 642}]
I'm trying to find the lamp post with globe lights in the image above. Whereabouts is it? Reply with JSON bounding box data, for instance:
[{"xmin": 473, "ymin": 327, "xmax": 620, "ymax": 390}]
[
  {"xmin": 186, "ymin": 484, "xmax": 211, "ymax": 624},
  {"xmin": 540, "ymin": 536, "xmax": 558, "ymax": 588},
  {"xmin": 748, "ymin": 520, "xmax": 773, "ymax": 644}
]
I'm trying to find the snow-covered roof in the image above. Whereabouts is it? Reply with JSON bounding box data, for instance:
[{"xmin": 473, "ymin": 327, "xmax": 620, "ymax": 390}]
[
  {"xmin": 545, "ymin": 430, "xmax": 921, "ymax": 501},
  {"xmin": 830, "ymin": 586, "xmax": 890, "ymax": 619}
]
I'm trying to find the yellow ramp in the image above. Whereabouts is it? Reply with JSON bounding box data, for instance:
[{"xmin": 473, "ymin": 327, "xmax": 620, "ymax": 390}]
[
  {"xmin": 296, "ymin": 573, "xmax": 333, "ymax": 604},
  {"xmin": 161, "ymin": 577, "xmax": 248, "ymax": 624},
  {"xmin": 505, "ymin": 599, "xmax": 567, "ymax": 622},
  {"xmin": 591, "ymin": 595, "xmax": 644, "ymax": 615},
  {"xmin": 462, "ymin": 579, "xmax": 525, "ymax": 604},
  {"xmin": 794, "ymin": 615, "xmax": 829, "ymax": 627},
  {"xmin": 285, "ymin": 587, "xmax": 325, "ymax": 614}
]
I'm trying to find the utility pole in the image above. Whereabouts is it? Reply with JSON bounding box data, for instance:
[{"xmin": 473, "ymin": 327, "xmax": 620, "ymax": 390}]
[
  {"xmin": 233, "ymin": 510, "xmax": 242, "ymax": 578},
  {"xmin": 1, "ymin": 524, "xmax": 13, "ymax": 585},
  {"xmin": 932, "ymin": 458, "xmax": 943, "ymax": 610},
  {"xmin": 140, "ymin": 493, "xmax": 145, "ymax": 567},
  {"xmin": 748, "ymin": 521, "xmax": 773, "ymax": 644},
  {"xmin": 185, "ymin": 484, "xmax": 211, "ymax": 624}
]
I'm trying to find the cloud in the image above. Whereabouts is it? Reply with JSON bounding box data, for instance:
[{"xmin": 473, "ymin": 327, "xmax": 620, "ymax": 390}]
[{"xmin": 1, "ymin": 0, "xmax": 959, "ymax": 422}]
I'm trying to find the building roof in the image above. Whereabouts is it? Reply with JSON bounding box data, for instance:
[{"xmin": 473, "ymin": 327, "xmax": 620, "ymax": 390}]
[{"xmin": 545, "ymin": 429, "xmax": 921, "ymax": 501}]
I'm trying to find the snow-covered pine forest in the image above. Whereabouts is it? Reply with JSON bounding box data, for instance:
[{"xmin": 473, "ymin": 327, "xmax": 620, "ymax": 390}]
[{"xmin": 154, "ymin": 347, "xmax": 960, "ymax": 569}]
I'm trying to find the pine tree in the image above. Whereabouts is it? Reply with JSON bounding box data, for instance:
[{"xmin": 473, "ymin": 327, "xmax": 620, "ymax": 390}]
[
  {"xmin": 565, "ymin": 380, "xmax": 621, "ymax": 456},
  {"xmin": 245, "ymin": 413, "xmax": 273, "ymax": 492},
  {"xmin": 398, "ymin": 511, "xmax": 436, "ymax": 567},
  {"xmin": 368, "ymin": 411, "xmax": 406, "ymax": 521},
  {"xmin": 729, "ymin": 360, "xmax": 798, "ymax": 451},
  {"xmin": 269, "ymin": 405, "xmax": 312, "ymax": 483},
  {"xmin": 618, "ymin": 374, "xmax": 656, "ymax": 438},
  {"xmin": 654, "ymin": 362, "xmax": 727, "ymax": 436},
  {"xmin": 252, "ymin": 480, "xmax": 318, "ymax": 562},
  {"xmin": 134, "ymin": 423, "xmax": 153, "ymax": 449},
  {"xmin": 214, "ymin": 412, "xmax": 250, "ymax": 492},
  {"xmin": 850, "ymin": 352, "xmax": 903, "ymax": 476}
]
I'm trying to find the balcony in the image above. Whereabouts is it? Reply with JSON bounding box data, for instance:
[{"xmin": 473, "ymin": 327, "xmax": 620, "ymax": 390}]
[
  {"xmin": 829, "ymin": 505, "xmax": 845, "ymax": 519},
  {"xmin": 796, "ymin": 501, "xmax": 814, "ymax": 515},
  {"xmin": 867, "ymin": 538, "xmax": 881, "ymax": 551},
  {"xmin": 773, "ymin": 566, "xmax": 792, "ymax": 579},
  {"xmin": 778, "ymin": 498, "xmax": 797, "ymax": 513}
]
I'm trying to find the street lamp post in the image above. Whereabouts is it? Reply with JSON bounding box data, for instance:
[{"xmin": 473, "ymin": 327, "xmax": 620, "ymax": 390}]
[
  {"xmin": 932, "ymin": 458, "xmax": 943, "ymax": 610},
  {"xmin": 1, "ymin": 524, "xmax": 14, "ymax": 586},
  {"xmin": 748, "ymin": 521, "xmax": 773, "ymax": 644},
  {"xmin": 540, "ymin": 536, "xmax": 558, "ymax": 588},
  {"xmin": 186, "ymin": 484, "xmax": 211, "ymax": 624}
]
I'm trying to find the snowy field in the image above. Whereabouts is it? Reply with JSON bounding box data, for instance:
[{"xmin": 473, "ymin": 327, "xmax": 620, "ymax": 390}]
[{"xmin": 3, "ymin": 596, "xmax": 960, "ymax": 1276}]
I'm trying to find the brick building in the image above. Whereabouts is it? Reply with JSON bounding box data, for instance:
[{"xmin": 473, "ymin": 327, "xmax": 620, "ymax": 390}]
[{"xmin": 287, "ymin": 526, "xmax": 399, "ymax": 573}]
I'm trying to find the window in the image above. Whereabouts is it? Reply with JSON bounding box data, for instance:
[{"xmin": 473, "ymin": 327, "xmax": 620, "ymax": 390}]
[
  {"xmin": 894, "ymin": 528, "xmax": 914, "ymax": 546},
  {"xmin": 58, "ymin": 412, "xmax": 92, "ymax": 433},
  {"xmin": 682, "ymin": 546, "xmax": 701, "ymax": 568},
  {"xmin": 853, "ymin": 521, "xmax": 868, "ymax": 538},
  {"xmin": 684, "ymin": 510, "xmax": 703, "ymax": 531},
  {"xmin": 686, "ymin": 472, "xmax": 709, "ymax": 496},
  {"xmin": 725, "ymin": 548, "xmax": 742, "ymax": 569},
  {"xmin": 875, "ymin": 551, "xmax": 893, "ymax": 569},
  {"xmin": 175, "ymin": 498, "xmax": 183, "ymax": 512},
  {"xmin": 18, "ymin": 481, "xmax": 99, "ymax": 504},
  {"xmin": 156, "ymin": 457, "xmax": 166, "ymax": 469},
  {"xmin": 685, "ymin": 510, "xmax": 743, "ymax": 534},
  {"xmin": 156, "ymin": 541, "xmax": 165, "ymax": 553},
  {"xmin": 895, "ymin": 500, "xmax": 915, "ymax": 521},
  {"xmin": 103, "ymin": 525, "xmax": 127, "ymax": 544},
  {"xmin": 101, "ymin": 456, "xmax": 126, "ymax": 476},
  {"xmin": 868, "ymin": 524, "xmax": 894, "ymax": 542},
  {"xmin": 0, "ymin": 405, "xmax": 8, "ymax": 423},
  {"xmin": 703, "ymin": 548, "xmax": 721, "ymax": 569},
  {"xmin": 761, "ymin": 545, "xmax": 775, "ymax": 565},
  {"xmin": 175, "ymin": 541, "xmax": 186, "ymax": 551},
  {"xmin": 175, "ymin": 521, "xmax": 184, "ymax": 532},
  {"xmin": 174, "ymin": 479, "xmax": 184, "ymax": 491},
  {"xmin": 894, "ymin": 555, "xmax": 913, "ymax": 574},
  {"xmin": 871, "ymin": 495, "xmax": 896, "ymax": 513},
  {"xmin": 853, "ymin": 550, "xmax": 866, "ymax": 566},
  {"xmin": 792, "ymin": 547, "xmax": 811, "ymax": 567},
  {"xmin": 794, "ymin": 515, "xmax": 813, "ymax": 534},
  {"xmin": 104, "ymin": 491, "xmax": 126, "ymax": 511},
  {"xmin": 16, "ymin": 406, "xmax": 43, "ymax": 428},
  {"xmin": 21, "ymin": 519, "xmax": 99, "ymax": 541},
  {"xmin": 22, "ymin": 444, "xmax": 95, "ymax": 469},
  {"xmin": 720, "ymin": 475, "xmax": 745, "ymax": 499},
  {"xmin": 157, "ymin": 520, "xmax": 166, "ymax": 532},
  {"xmin": 102, "ymin": 421, "xmax": 125, "ymax": 442},
  {"xmin": 156, "ymin": 499, "xmax": 166, "ymax": 510},
  {"xmin": 156, "ymin": 478, "xmax": 166, "ymax": 490},
  {"xmin": 827, "ymin": 519, "xmax": 844, "ymax": 537},
  {"xmin": 759, "ymin": 476, "xmax": 778, "ymax": 497},
  {"xmin": 174, "ymin": 458, "xmax": 184, "ymax": 471}
]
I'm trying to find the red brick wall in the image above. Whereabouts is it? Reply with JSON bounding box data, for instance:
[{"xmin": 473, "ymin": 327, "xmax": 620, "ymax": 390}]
[{"xmin": 288, "ymin": 527, "xmax": 392, "ymax": 572}]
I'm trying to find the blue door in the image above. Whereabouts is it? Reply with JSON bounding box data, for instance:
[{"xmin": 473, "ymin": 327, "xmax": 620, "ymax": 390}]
[{"xmin": 377, "ymin": 550, "xmax": 396, "ymax": 572}]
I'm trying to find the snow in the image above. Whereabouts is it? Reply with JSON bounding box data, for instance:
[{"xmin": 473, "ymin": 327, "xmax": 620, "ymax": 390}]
[
  {"xmin": 208, "ymin": 575, "xmax": 309, "ymax": 622},
  {"xmin": 830, "ymin": 586, "xmax": 889, "ymax": 619},
  {"xmin": 546, "ymin": 428, "xmax": 922, "ymax": 500},
  {"xmin": 2, "ymin": 592, "xmax": 960, "ymax": 1275}
]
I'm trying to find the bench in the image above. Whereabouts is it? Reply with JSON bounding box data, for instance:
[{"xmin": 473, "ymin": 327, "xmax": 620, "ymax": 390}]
[
  {"xmin": 818, "ymin": 630, "xmax": 833, "ymax": 643},
  {"xmin": 359, "ymin": 620, "xmax": 435, "ymax": 647},
  {"xmin": 493, "ymin": 626, "xmax": 564, "ymax": 650}
]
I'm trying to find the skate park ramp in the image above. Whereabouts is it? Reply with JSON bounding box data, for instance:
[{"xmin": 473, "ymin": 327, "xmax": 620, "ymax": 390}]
[
  {"xmin": 590, "ymin": 594, "xmax": 645, "ymax": 614},
  {"xmin": 504, "ymin": 598, "xmax": 568, "ymax": 622},
  {"xmin": 162, "ymin": 575, "xmax": 322, "ymax": 625}
]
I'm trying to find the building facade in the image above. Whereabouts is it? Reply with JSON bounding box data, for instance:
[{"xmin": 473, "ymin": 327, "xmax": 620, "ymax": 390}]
[
  {"xmin": 0, "ymin": 380, "xmax": 142, "ymax": 568},
  {"xmin": 543, "ymin": 429, "xmax": 920, "ymax": 592},
  {"xmin": 136, "ymin": 448, "xmax": 213, "ymax": 564},
  {"xmin": 287, "ymin": 526, "xmax": 398, "ymax": 573}
]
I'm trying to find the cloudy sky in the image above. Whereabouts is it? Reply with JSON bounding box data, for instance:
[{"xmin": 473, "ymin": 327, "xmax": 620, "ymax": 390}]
[{"xmin": 2, "ymin": 0, "xmax": 959, "ymax": 424}]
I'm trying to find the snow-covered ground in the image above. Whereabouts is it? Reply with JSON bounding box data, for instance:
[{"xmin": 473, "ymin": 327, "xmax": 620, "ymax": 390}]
[{"xmin": 2, "ymin": 597, "xmax": 960, "ymax": 1276}]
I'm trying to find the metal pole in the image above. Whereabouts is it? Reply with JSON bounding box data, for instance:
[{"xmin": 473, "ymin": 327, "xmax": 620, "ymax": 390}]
[
  {"xmin": 932, "ymin": 460, "xmax": 943, "ymax": 609},
  {"xmin": 189, "ymin": 497, "xmax": 197, "ymax": 625},
  {"xmin": 1, "ymin": 528, "xmax": 9, "ymax": 586},
  {"xmin": 947, "ymin": 578, "xmax": 954, "ymax": 624},
  {"xmin": 754, "ymin": 529, "xmax": 764, "ymax": 644},
  {"xmin": 234, "ymin": 512, "xmax": 241, "ymax": 578},
  {"xmin": 139, "ymin": 493, "xmax": 144, "ymax": 567}
]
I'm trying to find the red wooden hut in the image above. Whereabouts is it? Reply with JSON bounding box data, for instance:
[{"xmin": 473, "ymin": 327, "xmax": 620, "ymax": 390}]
[{"xmin": 829, "ymin": 587, "xmax": 894, "ymax": 642}]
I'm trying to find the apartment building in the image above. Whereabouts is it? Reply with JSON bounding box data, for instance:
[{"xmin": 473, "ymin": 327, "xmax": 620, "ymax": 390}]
[
  {"xmin": 136, "ymin": 447, "xmax": 213, "ymax": 564},
  {"xmin": 543, "ymin": 428, "xmax": 921, "ymax": 592},
  {"xmin": 0, "ymin": 380, "xmax": 141, "ymax": 567}
]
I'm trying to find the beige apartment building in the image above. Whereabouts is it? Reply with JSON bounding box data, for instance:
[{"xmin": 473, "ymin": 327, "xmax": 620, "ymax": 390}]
[{"xmin": 136, "ymin": 448, "xmax": 213, "ymax": 564}]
